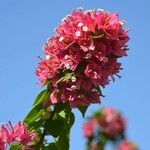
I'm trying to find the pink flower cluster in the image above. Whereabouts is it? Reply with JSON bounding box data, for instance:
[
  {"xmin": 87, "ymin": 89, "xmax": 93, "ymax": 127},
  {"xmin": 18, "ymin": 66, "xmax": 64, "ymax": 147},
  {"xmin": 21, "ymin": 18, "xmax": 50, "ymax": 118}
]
[
  {"xmin": 0, "ymin": 122, "xmax": 35, "ymax": 150},
  {"xmin": 116, "ymin": 140, "xmax": 138, "ymax": 150},
  {"xmin": 98, "ymin": 107, "xmax": 126, "ymax": 136},
  {"xmin": 83, "ymin": 118, "xmax": 97, "ymax": 137},
  {"xmin": 83, "ymin": 107, "xmax": 125, "ymax": 138},
  {"xmin": 36, "ymin": 8, "xmax": 129, "ymax": 107}
]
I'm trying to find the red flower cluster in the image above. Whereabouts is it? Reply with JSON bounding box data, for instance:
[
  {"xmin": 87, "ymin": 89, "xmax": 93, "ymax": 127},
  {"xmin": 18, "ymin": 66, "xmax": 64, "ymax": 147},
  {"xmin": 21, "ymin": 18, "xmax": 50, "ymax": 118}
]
[
  {"xmin": 83, "ymin": 107, "xmax": 126, "ymax": 138},
  {"xmin": 116, "ymin": 140, "xmax": 138, "ymax": 150},
  {"xmin": 98, "ymin": 107, "xmax": 126, "ymax": 136},
  {"xmin": 83, "ymin": 108, "xmax": 138, "ymax": 150},
  {"xmin": 36, "ymin": 8, "xmax": 129, "ymax": 107},
  {"xmin": 0, "ymin": 122, "xmax": 35, "ymax": 150},
  {"xmin": 83, "ymin": 118, "xmax": 97, "ymax": 138}
]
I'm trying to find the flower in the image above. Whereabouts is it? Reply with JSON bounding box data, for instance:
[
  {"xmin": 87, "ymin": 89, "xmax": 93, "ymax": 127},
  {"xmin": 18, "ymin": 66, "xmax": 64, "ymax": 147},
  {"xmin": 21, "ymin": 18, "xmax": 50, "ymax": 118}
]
[
  {"xmin": 83, "ymin": 119, "xmax": 97, "ymax": 138},
  {"xmin": 0, "ymin": 122, "xmax": 36, "ymax": 150},
  {"xmin": 0, "ymin": 126, "xmax": 6, "ymax": 150},
  {"xmin": 116, "ymin": 140, "xmax": 138, "ymax": 150},
  {"xmin": 13, "ymin": 122, "xmax": 35, "ymax": 145},
  {"xmin": 98, "ymin": 107, "xmax": 126, "ymax": 136},
  {"xmin": 36, "ymin": 9, "xmax": 129, "ymax": 107}
]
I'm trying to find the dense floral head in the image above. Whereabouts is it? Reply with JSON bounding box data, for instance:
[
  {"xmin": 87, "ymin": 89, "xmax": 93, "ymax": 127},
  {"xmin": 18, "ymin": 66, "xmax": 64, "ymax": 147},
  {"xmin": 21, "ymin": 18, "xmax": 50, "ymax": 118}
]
[
  {"xmin": 83, "ymin": 107, "xmax": 126, "ymax": 139},
  {"xmin": 98, "ymin": 107, "xmax": 126, "ymax": 136},
  {"xmin": 116, "ymin": 140, "xmax": 138, "ymax": 150},
  {"xmin": 0, "ymin": 122, "xmax": 36, "ymax": 150},
  {"xmin": 83, "ymin": 108, "xmax": 137, "ymax": 150},
  {"xmin": 36, "ymin": 8, "xmax": 129, "ymax": 108}
]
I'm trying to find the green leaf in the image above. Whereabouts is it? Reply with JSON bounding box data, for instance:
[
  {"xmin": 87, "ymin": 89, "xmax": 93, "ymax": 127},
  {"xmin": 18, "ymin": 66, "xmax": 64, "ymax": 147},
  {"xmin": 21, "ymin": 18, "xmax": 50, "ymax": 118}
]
[
  {"xmin": 28, "ymin": 119, "xmax": 43, "ymax": 131},
  {"xmin": 56, "ymin": 134, "xmax": 69, "ymax": 150},
  {"xmin": 75, "ymin": 61, "xmax": 87, "ymax": 74},
  {"xmin": 33, "ymin": 89, "xmax": 50, "ymax": 106},
  {"xmin": 78, "ymin": 106, "xmax": 88, "ymax": 117},
  {"xmin": 45, "ymin": 143, "xmax": 58, "ymax": 150},
  {"xmin": 24, "ymin": 103, "xmax": 44, "ymax": 124},
  {"xmin": 24, "ymin": 89, "xmax": 50, "ymax": 125},
  {"xmin": 95, "ymin": 86, "xmax": 103, "ymax": 96},
  {"xmin": 44, "ymin": 119, "xmax": 65, "ymax": 138},
  {"xmin": 68, "ymin": 112, "xmax": 75, "ymax": 128},
  {"xmin": 31, "ymin": 109, "xmax": 45, "ymax": 122},
  {"xmin": 56, "ymin": 72, "xmax": 74, "ymax": 83},
  {"xmin": 55, "ymin": 103, "xmax": 70, "ymax": 113},
  {"xmin": 9, "ymin": 144, "xmax": 21, "ymax": 150}
]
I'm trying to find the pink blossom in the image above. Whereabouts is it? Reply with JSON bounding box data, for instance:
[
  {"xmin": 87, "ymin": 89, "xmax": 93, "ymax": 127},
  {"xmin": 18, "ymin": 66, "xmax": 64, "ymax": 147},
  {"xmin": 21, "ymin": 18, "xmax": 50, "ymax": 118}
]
[
  {"xmin": 83, "ymin": 119, "xmax": 97, "ymax": 138},
  {"xmin": 36, "ymin": 57, "xmax": 61, "ymax": 86},
  {"xmin": 36, "ymin": 9, "xmax": 129, "ymax": 107},
  {"xmin": 98, "ymin": 107, "xmax": 126, "ymax": 136},
  {"xmin": 0, "ymin": 122, "xmax": 36, "ymax": 150},
  {"xmin": 13, "ymin": 122, "xmax": 35, "ymax": 145},
  {"xmin": 0, "ymin": 126, "xmax": 6, "ymax": 150},
  {"xmin": 116, "ymin": 140, "xmax": 138, "ymax": 150}
]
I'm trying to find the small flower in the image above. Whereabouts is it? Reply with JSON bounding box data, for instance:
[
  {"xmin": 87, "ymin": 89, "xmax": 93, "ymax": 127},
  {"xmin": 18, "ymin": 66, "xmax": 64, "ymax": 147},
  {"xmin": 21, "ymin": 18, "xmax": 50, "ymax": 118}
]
[
  {"xmin": 71, "ymin": 76, "xmax": 76, "ymax": 82},
  {"xmin": 85, "ymin": 53, "xmax": 92, "ymax": 59},
  {"xmin": 65, "ymin": 64, "xmax": 70, "ymax": 69},
  {"xmin": 75, "ymin": 31, "xmax": 81, "ymax": 37},
  {"xmin": 64, "ymin": 55, "xmax": 69, "ymax": 60},
  {"xmin": 82, "ymin": 26, "xmax": 88, "ymax": 32},
  {"xmin": 59, "ymin": 36, "xmax": 64, "ymax": 42},
  {"xmin": 89, "ymin": 45, "xmax": 95, "ymax": 50},
  {"xmin": 46, "ymin": 55, "xmax": 51, "ymax": 60},
  {"xmin": 78, "ymin": 22, "xmax": 83, "ymax": 27}
]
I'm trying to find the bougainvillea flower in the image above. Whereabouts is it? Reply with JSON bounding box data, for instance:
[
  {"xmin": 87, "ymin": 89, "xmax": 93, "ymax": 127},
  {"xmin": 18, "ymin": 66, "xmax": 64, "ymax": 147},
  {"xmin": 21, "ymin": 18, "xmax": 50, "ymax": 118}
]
[
  {"xmin": 36, "ymin": 8, "xmax": 129, "ymax": 107},
  {"xmin": 116, "ymin": 140, "xmax": 138, "ymax": 150},
  {"xmin": 0, "ymin": 122, "xmax": 36, "ymax": 150},
  {"xmin": 83, "ymin": 119, "xmax": 97, "ymax": 138},
  {"xmin": 98, "ymin": 107, "xmax": 126, "ymax": 136},
  {"xmin": 13, "ymin": 122, "xmax": 35, "ymax": 145},
  {"xmin": 0, "ymin": 126, "xmax": 6, "ymax": 150}
]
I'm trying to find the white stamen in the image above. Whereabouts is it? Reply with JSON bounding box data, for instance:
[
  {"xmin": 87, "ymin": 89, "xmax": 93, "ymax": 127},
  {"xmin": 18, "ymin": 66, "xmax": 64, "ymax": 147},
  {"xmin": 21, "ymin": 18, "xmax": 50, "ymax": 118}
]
[
  {"xmin": 71, "ymin": 85, "xmax": 76, "ymax": 90},
  {"xmin": 82, "ymin": 26, "xmax": 88, "ymax": 32},
  {"xmin": 46, "ymin": 55, "xmax": 51, "ymax": 60},
  {"xmin": 100, "ymin": 57, "xmax": 108, "ymax": 62},
  {"xmin": 64, "ymin": 55, "xmax": 69, "ymax": 60},
  {"xmin": 75, "ymin": 31, "xmax": 81, "ymax": 37},
  {"xmin": 59, "ymin": 36, "xmax": 64, "ymax": 42},
  {"xmin": 71, "ymin": 76, "xmax": 76, "ymax": 82},
  {"xmin": 85, "ymin": 53, "xmax": 92, "ymax": 59},
  {"xmin": 89, "ymin": 45, "xmax": 95, "ymax": 50},
  {"xmin": 65, "ymin": 64, "xmax": 70, "ymax": 69},
  {"xmin": 78, "ymin": 22, "xmax": 83, "ymax": 27}
]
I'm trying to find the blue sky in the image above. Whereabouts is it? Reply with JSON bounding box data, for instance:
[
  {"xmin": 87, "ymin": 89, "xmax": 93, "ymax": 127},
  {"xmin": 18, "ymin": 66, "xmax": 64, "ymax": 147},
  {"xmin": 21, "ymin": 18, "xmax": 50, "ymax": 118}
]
[{"xmin": 0, "ymin": 0, "xmax": 150, "ymax": 149}]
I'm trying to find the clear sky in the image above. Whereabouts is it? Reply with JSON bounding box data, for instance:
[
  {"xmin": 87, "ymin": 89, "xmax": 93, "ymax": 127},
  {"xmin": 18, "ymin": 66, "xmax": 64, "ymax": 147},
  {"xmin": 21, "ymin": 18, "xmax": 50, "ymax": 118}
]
[{"xmin": 0, "ymin": 0, "xmax": 150, "ymax": 149}]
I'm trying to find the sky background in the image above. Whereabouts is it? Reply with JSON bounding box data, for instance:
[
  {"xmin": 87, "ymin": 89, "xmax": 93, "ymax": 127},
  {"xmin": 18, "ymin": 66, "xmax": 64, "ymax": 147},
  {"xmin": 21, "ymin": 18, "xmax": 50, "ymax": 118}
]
[{"xmin": 0, "ymin": 0, "xmax": 150, "ymax": 149}]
